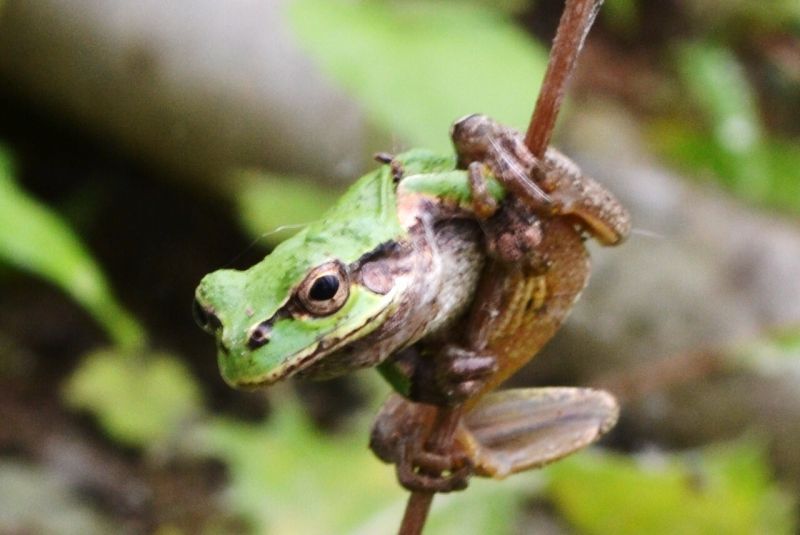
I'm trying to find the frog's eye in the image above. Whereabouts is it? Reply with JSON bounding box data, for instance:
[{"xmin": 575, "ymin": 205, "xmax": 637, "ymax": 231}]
[{"xmin": 297, "ymin": 261, "xmax": 349, "ymax": 316}]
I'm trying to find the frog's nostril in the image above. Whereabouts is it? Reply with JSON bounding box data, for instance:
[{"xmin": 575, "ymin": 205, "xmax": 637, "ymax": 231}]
[{"xmin": 193, "ymin": 298, "xmax": 222, "ymax": 334}]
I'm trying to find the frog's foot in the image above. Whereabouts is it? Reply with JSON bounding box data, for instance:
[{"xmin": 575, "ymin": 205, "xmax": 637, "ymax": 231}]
[
  {"xmin": 532, "ymin": 148, "xmax": 631, "ymax": 246},
  {"xmin": 466, "ymin": 160, "xmax": 547, "ymax": 265},
  {"xmin": 396, "ymin": 434, "xmax": 473, "ymax": 493},
  {"xmin": 479, "ymin": 201, "xmax": 549, "ymax": 272},
  {"xmin": 438, "ymin": 346, "xmax": 498, "ymax": 403},
  {"xmin": 411, "ymin": 345, "xmax": 498, "ymax": 407},
  {"xmin": 370, "ymin": 395, "xmax": 473, "ymax": 493}
]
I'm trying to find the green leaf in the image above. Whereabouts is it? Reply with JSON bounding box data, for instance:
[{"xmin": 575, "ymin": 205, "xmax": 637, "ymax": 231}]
[
  {"xmin": 685, "ymin": 0, "xmax": 800, "ymax": 33},
  {"xmin": 63, "ymin": 349, "xmax": 202, "ymax": 448},
  {"xmin": 195, "ymin": 392, "xmax": 401, "ymax": 534},
  {"xmin": 654, "ymin": 43, "xmax": 800, "ymax": 214},
  {"xmin": 288, "ymin": 0, "xmax": 548, "ymax": 151},
  {"xmin": 0, "ymin": 149, "xmax": 145, "ymax": 349},
  {"xmin": 194, "ymin": 388, "xmax": 540, "ymax": 534},
  {"xmin": 546, "ymin": 440, "xmax": 796, "ymax": 535},
  {"xmin": 676, "ymin": 42, "xmax": 763, "ymax": 152}
]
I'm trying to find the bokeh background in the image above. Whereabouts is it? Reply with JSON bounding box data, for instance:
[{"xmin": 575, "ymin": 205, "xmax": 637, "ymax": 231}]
[{"xmin": 1, "ymin": 0, "xmax": 799, "ymax": 533}]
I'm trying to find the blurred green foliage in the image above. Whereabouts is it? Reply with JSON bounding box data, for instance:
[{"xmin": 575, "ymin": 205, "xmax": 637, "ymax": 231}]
[
  {"xmin": 683, "ymin": 0, "xmax": 800, "ymax": 33},
  {"xmin": 655, "ymin": 42, "xmax": 800, "ymax": 214},
  {"xmin": 63, "ymin": 348, "xmax": 202, "ymax": 448},
  {"xmin": 235, "ymin": 170, "xmax": 339, "ymax": 244},
  {"xmin": 603, "ymin": 0, "xmax": 638, "ymax": 35},
  {"xmin": 732, "ymin": 326, "xmax": 800, "ymax": 379},
  {"xmin": 0, "ymin": 149, "xmax": 145, "ymax": 350},
  {"xmin": 548, "ymin": 440, "xmax": 796, "ymax": 534},
  {"xmin": 194, "ymin": 387, "xmax": 797, "ymax": 533},
  {"xmin": 289, "ymin": 0, "xmax": 548, "ymax": 152}
]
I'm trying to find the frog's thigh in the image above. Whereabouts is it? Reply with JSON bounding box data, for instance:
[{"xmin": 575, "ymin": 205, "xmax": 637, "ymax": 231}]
[{"xmin": 458, "ymin": 387, "xmax": 619, "ymax": 478}]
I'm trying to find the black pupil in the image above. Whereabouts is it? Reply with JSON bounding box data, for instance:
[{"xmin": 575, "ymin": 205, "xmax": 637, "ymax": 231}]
[{"xmin": 309, "ymin": 274, "xmax": 340, "ymax": 301}]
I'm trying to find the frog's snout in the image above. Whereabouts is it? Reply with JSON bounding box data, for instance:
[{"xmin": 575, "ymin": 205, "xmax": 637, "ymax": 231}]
[{"xmin": 192, "ymin": 298, "xmax": 222, "ymax": 335}]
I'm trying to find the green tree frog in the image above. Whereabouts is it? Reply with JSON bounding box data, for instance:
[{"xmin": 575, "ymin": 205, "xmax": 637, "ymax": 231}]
[{"xmin": 194, "ymin": 114, "xmax": 629, "ymax": 492}]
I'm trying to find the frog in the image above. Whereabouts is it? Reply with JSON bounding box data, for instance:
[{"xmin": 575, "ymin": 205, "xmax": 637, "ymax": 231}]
[{"xmin": 193, "ymin": 114, "xmax": 629, "ymax": 492}]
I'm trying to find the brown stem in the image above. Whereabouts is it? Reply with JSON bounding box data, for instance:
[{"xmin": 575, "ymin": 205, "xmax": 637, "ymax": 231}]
[
  {"xmin": 525, "ymin": 0, "xmax": 604, "ymax": 158},
  {"xmin": 399, "ymin": 491, "xmax": 434, "ymax": 535},
  {"xmin": 398, "ymin": 3, "xmax": 604, "ymax": 533},
  {"xmin": 398, "ymin": 408, "xmax": 462, "ymax": 535}
]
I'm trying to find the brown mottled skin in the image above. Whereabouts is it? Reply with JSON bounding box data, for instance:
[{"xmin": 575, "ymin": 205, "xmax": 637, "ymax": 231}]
[
  {"xmin": 370, "ymin": 115, "xmax": 630, "ymax": 491},
  {"xmin": 450, "ymin": 114, "xmax": 630, "ymax": 403},
  {"xmin": 452, "ymin": 114, "xmax": 630, "ymax": 246}
]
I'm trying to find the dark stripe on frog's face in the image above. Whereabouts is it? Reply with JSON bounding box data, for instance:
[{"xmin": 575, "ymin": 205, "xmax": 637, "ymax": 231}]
[{"xmin": 221, "ymin": 282, "xmax": 402, "ymax": 388}]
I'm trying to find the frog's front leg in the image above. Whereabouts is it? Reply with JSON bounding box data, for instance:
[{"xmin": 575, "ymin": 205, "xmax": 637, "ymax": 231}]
[
  {"xmin": 452, "ymin": 114, "xmax": 630, "ymax": 246},
  {"xmin": 467, "ymin": 162, "xmax": 547, "ymax": 268},
  {"xmin": 486, "ymin": 150, "xmax": 630, "ymax": 246},
  {"xmin": 378, "ymin": 344, "xmax": 498, "ymax": 409},
  {"xmin": 412, "ymin": 345, "xmax": 499, "ymax": 407}
]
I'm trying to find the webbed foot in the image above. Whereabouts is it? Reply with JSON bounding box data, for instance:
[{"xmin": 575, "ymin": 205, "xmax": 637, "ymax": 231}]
[
  {"xmin": 396, "ymin": 432, "xmax": 472, "ymax": 492},
  {"xmin": 370, "ymin": 395, "xmax": 473, "ymax": 493}
]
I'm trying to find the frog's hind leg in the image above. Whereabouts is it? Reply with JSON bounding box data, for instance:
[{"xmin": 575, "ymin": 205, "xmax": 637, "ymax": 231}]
[
  {"xmin": 459, "ymin": 387, "xmax": 619, "ymax": 478},
  {"xmin": 370, "ymin": 387, "xmax": 618, "ymax": 490}
]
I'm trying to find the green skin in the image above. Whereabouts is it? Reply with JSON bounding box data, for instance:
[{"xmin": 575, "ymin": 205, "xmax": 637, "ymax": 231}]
[{"xmin": 194, "ymin": 149, "xmax": 503, "ymax": 390}]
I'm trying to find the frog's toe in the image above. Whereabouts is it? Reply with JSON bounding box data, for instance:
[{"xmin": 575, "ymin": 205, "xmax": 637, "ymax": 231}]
[
  {"xmin": 443, "ymin": 349, "xmax": 498, "ymax": 380},
  {"xmin": 436, "ymin": 346, "xmax": 497, "ymax": 404},
  {"xmin": 397, "ymin": 465, "xmax": 471, "ymax": 493},
  {"xmin": 397, "ymin": 449, "xmax": 472, "ymax": 493}
]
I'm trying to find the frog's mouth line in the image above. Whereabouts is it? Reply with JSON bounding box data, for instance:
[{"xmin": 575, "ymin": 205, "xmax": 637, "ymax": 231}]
[{"xmin": 234, "ymin": 301, "xmax": 396, "ymax": 389}]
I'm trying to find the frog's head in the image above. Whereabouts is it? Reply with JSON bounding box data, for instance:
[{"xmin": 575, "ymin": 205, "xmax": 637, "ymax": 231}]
[{"xmin": 193, "ymin": 166, "xmax": 409, "ymax": 388}]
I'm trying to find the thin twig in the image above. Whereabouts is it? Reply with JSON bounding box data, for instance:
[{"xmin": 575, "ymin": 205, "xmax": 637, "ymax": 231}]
[
  {"xmin": 399, "ymin": 489, "xmax": 434, "ymax": 535},
  {"xmin": 398, "ymin": 408, "xmax": 461, "ymax": 535},
  {"xmin": 525, "ymin": 0, "xmax": 604, "ymax": 158},
  {"xmin": 398, "ymin": 1, "xmax": 604, "ymax": 533}
]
